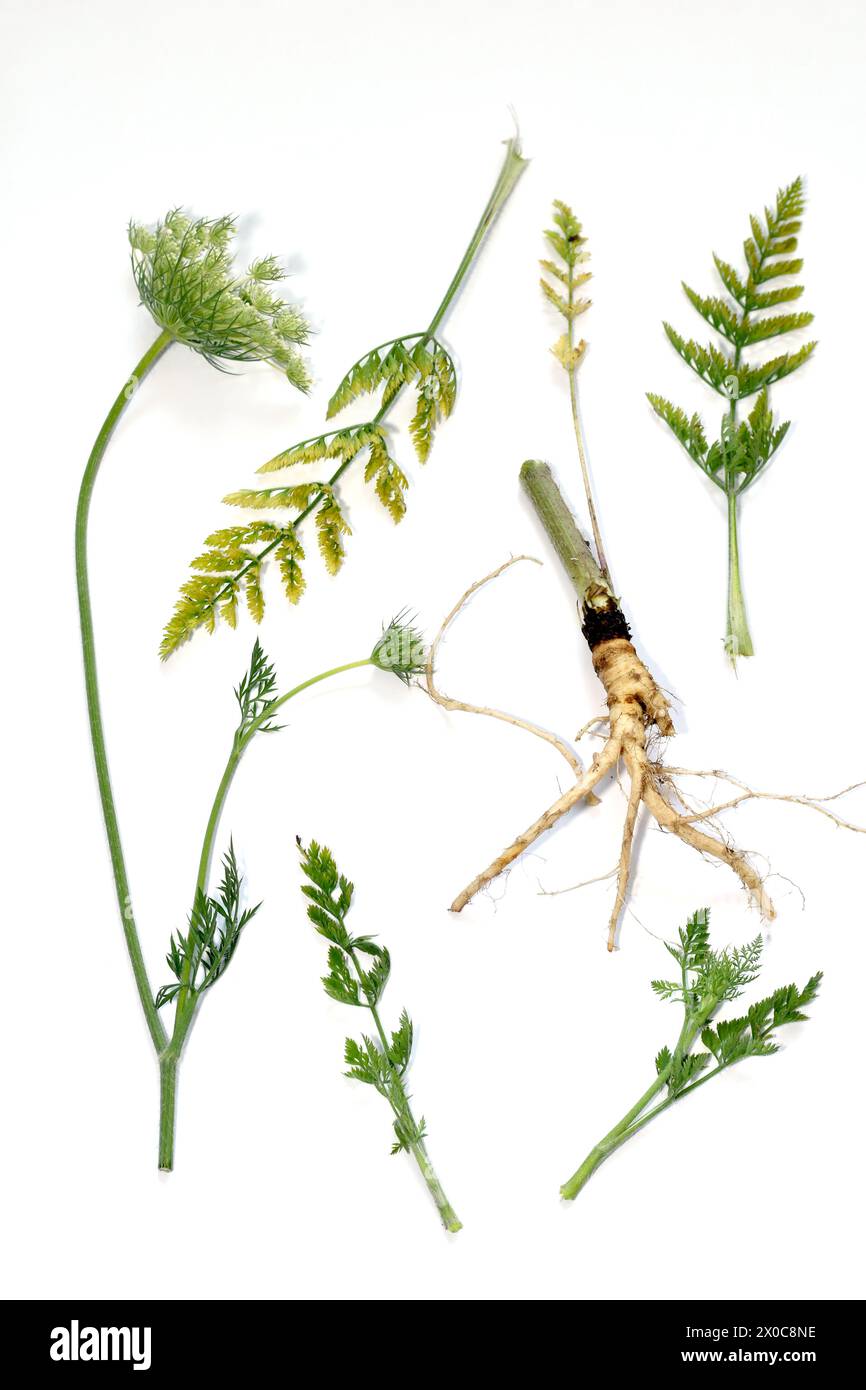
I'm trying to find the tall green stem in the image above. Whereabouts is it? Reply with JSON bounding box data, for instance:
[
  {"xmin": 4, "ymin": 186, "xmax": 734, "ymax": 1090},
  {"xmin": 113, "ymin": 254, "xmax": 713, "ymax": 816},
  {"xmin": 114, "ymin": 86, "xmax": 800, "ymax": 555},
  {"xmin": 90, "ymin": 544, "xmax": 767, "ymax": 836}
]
[
  {"xmin": 156, "ymin": 656, "xmax": 374, "ymax": 1171},
  {"xmin": 76, "ymin": 329, "xmax": 174, "ymax": 1054}
]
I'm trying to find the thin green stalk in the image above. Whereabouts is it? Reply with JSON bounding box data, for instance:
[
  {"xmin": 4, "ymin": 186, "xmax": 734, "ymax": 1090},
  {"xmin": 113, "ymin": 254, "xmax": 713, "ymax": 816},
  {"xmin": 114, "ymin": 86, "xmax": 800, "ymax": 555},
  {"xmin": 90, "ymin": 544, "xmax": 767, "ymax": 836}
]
[
  {"xmin": 193, "ymin": 658, "xmax": 373, "ymax": 896},
  {"xmin": 350, "ymin": 948, "xmax": 462, "ymax": 1234},
  {"xmin": 561, "ymin": 1012, "xmax": 699, "ymax": 1200},
  {"xmin": 539, "ymin": 201, "xmax": 609, "ymax": 581},
  {"xmin": 157, "ymin": 1001, "xmax": 195, "ymax": 1170},
  {"xmin": 614, "ymin": 1057, "xmax": 732, "ymax": 1134},
  {"xmin": 76, "ymin": 328, "xmax": 174, "ymax": 1054},
  {"xmin": 561, "ymin": 1083, "xmax": 663, "ymax": 1199},
  {"xmin": 157, "ymin": 656, "xmax": 374, "ymax": 1171},
  {"xmin": 726, "ymin": 487, "xmax": 753, "ymax": 660},
  {"xmin": 566, "ymin": 315, "xmax": 609, "ymax": 586},
  {"xmin": 724, "ymin": 334, "xmax": 753, "ymax": 662},
  {"xmin": 426, "ymin": 136, "xmax": 527, "ymax": 336},
  {"xmin": 157, "ymin": 1055, "xmax": 177, "ymax": 1171},
  {"xmin": 198, "ymin": 139, "xmax": 528, "ymax": 613}
]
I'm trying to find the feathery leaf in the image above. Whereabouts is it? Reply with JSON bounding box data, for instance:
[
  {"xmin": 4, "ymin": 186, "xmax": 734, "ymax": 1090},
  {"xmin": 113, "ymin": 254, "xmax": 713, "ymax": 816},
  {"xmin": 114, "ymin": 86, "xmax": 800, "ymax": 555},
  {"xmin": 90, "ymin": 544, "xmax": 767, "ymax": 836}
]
[
  {"xmin": 297, "ymin": 836, "xmax": 459, "ymax": 1229},
  {"xmin": 540, "ymin": 200, "xmax": 592, "ymax": 372},
  {"xmin": 652, "ymin": 178, "xmax": 816, "ymax": 658}
]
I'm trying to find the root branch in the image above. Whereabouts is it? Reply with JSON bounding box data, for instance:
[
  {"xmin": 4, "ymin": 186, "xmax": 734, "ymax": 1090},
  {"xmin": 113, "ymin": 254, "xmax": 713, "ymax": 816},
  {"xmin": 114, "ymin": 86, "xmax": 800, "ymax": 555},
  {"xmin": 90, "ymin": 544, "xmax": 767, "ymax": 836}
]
[{"xmin": 424, "ymin": 556, "xmax": 600, "ymax": 797}]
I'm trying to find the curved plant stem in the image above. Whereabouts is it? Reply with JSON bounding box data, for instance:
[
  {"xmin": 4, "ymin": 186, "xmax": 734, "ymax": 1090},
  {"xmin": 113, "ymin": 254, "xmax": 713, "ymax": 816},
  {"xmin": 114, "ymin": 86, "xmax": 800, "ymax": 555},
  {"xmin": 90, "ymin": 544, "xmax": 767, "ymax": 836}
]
[
  {"xmin": 194, "ymin": 659, "xmax": 373, "ymax": 896},
  {"xmin": 157, "ymin": 656, "xmax": 373, "ymax": 1170},
  {"xmin": 76, "ymin": 329, "xmax": 174, "ymax": 1054}
]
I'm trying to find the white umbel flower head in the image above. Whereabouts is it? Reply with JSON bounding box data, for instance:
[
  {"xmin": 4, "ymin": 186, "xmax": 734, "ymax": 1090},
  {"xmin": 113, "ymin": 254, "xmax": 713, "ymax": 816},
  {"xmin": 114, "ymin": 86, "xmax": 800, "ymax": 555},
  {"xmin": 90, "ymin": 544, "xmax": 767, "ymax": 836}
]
[{"xmin": 128, "ymin": 210, "xmax": 311, "ymax": 390}]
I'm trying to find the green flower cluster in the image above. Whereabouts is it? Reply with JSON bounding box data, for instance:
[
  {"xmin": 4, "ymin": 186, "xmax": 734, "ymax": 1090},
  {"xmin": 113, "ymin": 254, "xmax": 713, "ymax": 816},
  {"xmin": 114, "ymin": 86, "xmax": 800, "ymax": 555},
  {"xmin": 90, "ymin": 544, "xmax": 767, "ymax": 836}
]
[{"xmin": 129, "ymin": 210, "xmax": 310, "ymax": 388}]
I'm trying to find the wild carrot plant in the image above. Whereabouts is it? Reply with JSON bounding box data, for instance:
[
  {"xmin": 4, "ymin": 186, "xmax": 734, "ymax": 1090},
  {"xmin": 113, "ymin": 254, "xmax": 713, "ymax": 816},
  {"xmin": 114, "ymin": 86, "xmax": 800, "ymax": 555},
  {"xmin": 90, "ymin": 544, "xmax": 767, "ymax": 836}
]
[
  {"xmin": 76, "ymin": 142, "xmax": 524, "ymax": 1167},
  {"xmin": 76, "ymin": 210, "xmax": 311, "ymax": 1073}
]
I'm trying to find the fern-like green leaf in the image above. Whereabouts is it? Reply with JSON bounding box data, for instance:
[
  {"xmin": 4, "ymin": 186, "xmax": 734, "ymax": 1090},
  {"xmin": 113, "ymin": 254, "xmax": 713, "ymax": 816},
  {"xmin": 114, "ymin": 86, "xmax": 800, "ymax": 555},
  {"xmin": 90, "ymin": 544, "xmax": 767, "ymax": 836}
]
[
  {"xmin": 275, "ymin": 531, "xmax": 305, "ymax": 604},
  {"xmin": 315, "ymin": 495, "xmax": 351, "ymax": 575},
  {"xmin": 739, "ymin": 312, "xmax": 814, "ymax": 346},
  {"xmin": 258, "ymin": 424, "xmax": 383, "ymax": 474},
  {"xmin": 244, "ymin": 567, "xmax": 264, "ymax": 623},
  {"xmin": 326, "ymin": 336, "xmax": 422, "ymax": 418},
  {"xmin": 161, "ymin": 520, "xmax": 285, "ymax": 657},
  {"xmin": 540, "ymin": 200, "xmax": 592, "ymax": 370},
  {"xmin": 743, "ymin": 283, "xmax": 805, "ymax": 312},
  {"xmin": 408, "ymin": 341, "xmax": 457, "ymax": 462},
  {"xmin": 163, "ymin": 267, "xmax": 474, "ymax": 657},
  {"xmin": 297, "ymin": 834, "xmax": 459, "ymax": 1227},
  {"xmin": 712, "ymin": 255, "xmax": 747, "ymax": 306},
  {"xmin": 540, "ymin": 278, "xmax": 591, "ymax": 319},
  {"xmin": 681, "ymin": 286, "xmax": 743, "ymax": 345},
  {"xmin": 646, "ymin": 394, "xmax": 714, "ymax": 479},
  {"xmin": 223, "ymin": 482, "xmax": 329, "ymax": 511},
  {"xmin": 735, "ymin": 343, "xmax": 816, "ymax": 397},
  {"xmin": 163, "ymin": 330, "xmax": 457, "ymax": 654},
  {"xmin": 155, "ymin": 843, "xmax": 260, "ymax": 1007},
  {"xmin": 662, "ymin": 325, "xmax": 737, "ymax": 396},
  {"xmin": 326, "ymin": 333, "xmax": 457, "ymax": 464},
  {"xmin": 158, "ymin": 143, "xmax": 528, "ymax": 660},
  {"xmin": 161, "ymin": 485, "xmax": 353, "ymax": 654},
  {"xmin": 667, "ymin": 177, "xmax": 814, "ymax": 401},
  {"xmin": 364, "ymin": 433, "xmax": 409, "ymax": 523}
]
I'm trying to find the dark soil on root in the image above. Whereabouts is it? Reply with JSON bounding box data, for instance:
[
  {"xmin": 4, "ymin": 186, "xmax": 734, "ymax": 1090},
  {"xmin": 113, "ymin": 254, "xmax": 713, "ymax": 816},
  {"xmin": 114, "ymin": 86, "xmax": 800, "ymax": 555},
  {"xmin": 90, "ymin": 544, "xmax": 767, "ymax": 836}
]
[{"xmin": 581, "ymin": 602, "xmax": 632, "ymax": 650}]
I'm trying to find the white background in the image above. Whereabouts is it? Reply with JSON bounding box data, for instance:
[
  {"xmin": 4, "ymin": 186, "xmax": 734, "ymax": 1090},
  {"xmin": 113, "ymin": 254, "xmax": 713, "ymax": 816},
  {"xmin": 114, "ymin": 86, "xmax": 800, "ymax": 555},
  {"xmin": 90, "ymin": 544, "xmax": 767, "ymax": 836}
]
[{"xmin": 2, "ymin": 0, "xmax": 864, "ymax": 1302}]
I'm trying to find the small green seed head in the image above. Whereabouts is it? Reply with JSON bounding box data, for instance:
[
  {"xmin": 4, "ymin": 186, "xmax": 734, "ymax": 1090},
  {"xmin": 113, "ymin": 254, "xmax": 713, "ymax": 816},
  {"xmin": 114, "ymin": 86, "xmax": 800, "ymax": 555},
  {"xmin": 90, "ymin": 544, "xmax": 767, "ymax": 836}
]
[{"xmin": 370, "ymin": 613, "xmax": 427, "ymax": 684}]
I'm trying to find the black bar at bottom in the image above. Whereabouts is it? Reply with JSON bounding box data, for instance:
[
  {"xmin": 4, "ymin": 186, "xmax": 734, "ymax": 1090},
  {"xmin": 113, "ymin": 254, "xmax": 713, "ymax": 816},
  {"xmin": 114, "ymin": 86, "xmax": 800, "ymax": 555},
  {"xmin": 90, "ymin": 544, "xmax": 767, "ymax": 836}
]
[{"xmin": 2, "ymin": 1298, "xmax": 857, "ymax": 1372}]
